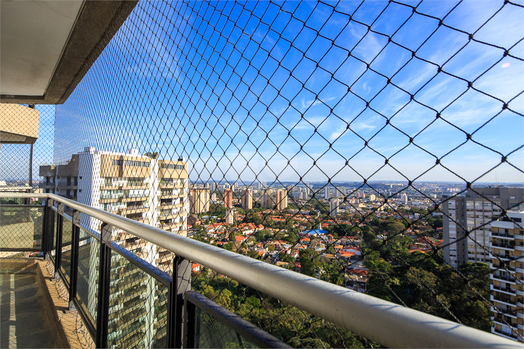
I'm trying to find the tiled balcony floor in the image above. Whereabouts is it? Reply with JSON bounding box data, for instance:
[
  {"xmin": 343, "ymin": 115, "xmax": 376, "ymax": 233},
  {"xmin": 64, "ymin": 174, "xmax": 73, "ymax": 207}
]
[{"xmin": 0, "ymin": 260, "xmax": 60, "ymax": 348}]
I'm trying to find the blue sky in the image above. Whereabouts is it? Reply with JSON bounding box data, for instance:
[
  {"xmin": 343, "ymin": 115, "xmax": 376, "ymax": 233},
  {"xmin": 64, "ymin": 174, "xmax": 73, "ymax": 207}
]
[{"xmin": 52, "ymin": 0, "xmax": 523, "ymax": 184}]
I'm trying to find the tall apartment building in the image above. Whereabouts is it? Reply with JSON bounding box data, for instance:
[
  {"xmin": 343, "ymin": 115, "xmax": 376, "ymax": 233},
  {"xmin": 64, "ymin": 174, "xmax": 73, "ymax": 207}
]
[
  {"xmin": 276, "ymin": 189, "xmax": 288, "ymax": 211},
  {"xmin": 225, "ymin": 208, "xmax": 237, "ymax": 225},
  {"xmin": 40, "ymin": 147, "xmax": 189, "ymax": 238},
  {"xmin": 242, "ymin": 189, "xmax": 252, "ymax": 210},
  {"xmin": 189, "ymin": 188, "xmax": 210, "ymax": 214},
  {"xmin": 489, "ymin": 210, "xmax": 524, "ymax": 342},
  {"xmin": 401, "ymin": 193, "xmax": 408, "ymax": 205},
  {"xmin": 330, "ymin": 198, "xmax": 340, "ymax": 217},
  {"xmin": 40, "ymin": 154, "xmax": 80, "ymax": 199},
  {"xmin": 261, "ymin": 188, "xmax": 274, "ymax": 208},
  {"xmin": 224, "ymin": 188, "xmax": 233, "ymax": 208},
  {"xmin": 443, "ymin": 187, "xmax": 524, "ymax": 268}
]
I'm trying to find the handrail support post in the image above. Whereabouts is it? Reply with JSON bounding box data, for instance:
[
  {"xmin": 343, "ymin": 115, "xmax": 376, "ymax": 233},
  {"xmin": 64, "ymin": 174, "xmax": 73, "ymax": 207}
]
[
  {"xmin": 167, "ymin": 256, "xmax": 191, "ymax": 348},
  {"xmin": 54, "ymin": 203, "xmax": 64, "ymax": 279},
  {"xmin": 95, "ymin": 223, "xmax": 112, "ymax": 348}
]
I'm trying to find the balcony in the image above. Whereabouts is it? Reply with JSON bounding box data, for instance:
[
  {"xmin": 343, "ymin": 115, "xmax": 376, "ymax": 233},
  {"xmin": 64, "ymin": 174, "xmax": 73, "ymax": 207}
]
[
  {"xmin": 490, "ymin": 263, "xmax": 516, "ymax": 272},
  {"xmin": 100, "ymin": 196, "xmax": 149, "ymax": 204},
  {"xmin": 492, "ymin": 221, "xmax": 516, "ymax": 230},
  {"xmin": 118, "ymin": 206, "xmax": 149, "ymax": 215},
  {"xmin": 56, "ymin": 184, "xmax": 78, "ymax": 191},
  {"xmin": 491, "ymin": 294, "xmax": 518, "ymax": 307},
  {"xmin": 491, "ymin": 306, "xmax": 518, "ymax": 318},
  {"xmin": 491, "ymin": 274, "xmax": 518, "ymax": 284},
  {"xmin": 161, "ymin": 222, "xmax": 183, "ymax": 230},
  {"xmin": 158, "ymin": 193, "xmax": 182, "ymax": 199},
  {"xmin": 491, "ymin": 284, "xmax": 518, "ymax": 296},
  {"xmin": 159, "ymin": 183, "xmax": 184, "ymax": 190},
  {"xmin": 491, "ymin": 316, "xmax": 519, "ymax": 329},
  {"xmin": 491, "ymin": 253, "xmax": 513, "ymax": 261},
  {"xmin": 492, "ymin": 327, "xmax": 520, "ymax": 341},
  {"xmin": 490, "ymin": 241, "xmax": 516, "ymax": 251},
  {"xmin": 3, "ymin": 0, "xmax": 524, "ymax": 345},
  {"xmin": 491, "ymin": 231, "xmax": 515, "ymax": 240},
  {"xmin": 158, "ymin": 202, "xmax": 184, "ymax": 210},
  {"xmin": 0, "ymin": 193, "xmax": 514, "ymax": 348}
]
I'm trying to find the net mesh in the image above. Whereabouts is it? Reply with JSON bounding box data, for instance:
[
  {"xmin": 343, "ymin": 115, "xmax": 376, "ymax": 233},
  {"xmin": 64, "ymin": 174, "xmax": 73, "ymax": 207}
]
[{"xmin": 1, "ymin": 0, "xmax": 524, "ymax": 345}]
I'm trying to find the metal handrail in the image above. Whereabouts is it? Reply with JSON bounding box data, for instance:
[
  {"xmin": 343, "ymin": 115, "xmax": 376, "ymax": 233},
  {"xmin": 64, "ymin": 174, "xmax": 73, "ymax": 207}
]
[{"xmin": 0, "ymin": 193, "xmax": 519, "ymax": 348}]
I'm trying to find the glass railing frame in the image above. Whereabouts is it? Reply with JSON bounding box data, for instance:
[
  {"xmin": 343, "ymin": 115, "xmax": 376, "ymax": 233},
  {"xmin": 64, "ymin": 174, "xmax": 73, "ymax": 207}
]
[
  {"xmin": 2, "ymin": 195, "xmax": 284, "ymax": 348},
  {"xmin": 0, "ymin": 203, "xmax": 46, "ymax": 252}
]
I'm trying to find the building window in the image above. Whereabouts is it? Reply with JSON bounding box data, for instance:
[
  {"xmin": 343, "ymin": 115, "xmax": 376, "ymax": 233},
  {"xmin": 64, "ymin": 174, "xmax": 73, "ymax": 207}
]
[{"xmin": 161, "ymin": 163, "xmax": 184, "ymax": 170}]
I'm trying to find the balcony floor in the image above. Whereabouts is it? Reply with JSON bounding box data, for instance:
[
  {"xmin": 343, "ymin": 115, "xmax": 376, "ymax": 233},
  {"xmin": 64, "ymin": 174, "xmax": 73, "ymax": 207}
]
[{"xmin": 0, "ymin": 259, "xmax": 60, "ymax": 348}]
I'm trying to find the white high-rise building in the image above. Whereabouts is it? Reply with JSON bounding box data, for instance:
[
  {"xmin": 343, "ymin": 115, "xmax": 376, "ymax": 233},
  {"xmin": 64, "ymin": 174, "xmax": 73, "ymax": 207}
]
[
  {"xmin": 261, "ymin": 189, "xmax": 274, "ymax": 208},
  {"xmin": 330, "ymin": 198, "xmax": 340, "ymax": 217},
  {"xmin": 401, "ymin": 193, "xmax": 408, "ymax": 204},
  {"xmin": 489, "ymin": 210, "xmax": 524, "ymax": 342},
  {"xmin": 443, "ymin": 187, "xmax": 524, "ymax": 267},
  {"xmin": 41, "ymin": 147, "xmax": 189, "ymax": 238}
]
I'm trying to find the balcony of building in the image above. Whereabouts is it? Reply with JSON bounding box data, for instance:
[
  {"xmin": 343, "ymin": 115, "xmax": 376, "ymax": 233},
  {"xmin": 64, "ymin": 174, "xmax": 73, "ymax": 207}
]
[
  {"xmin": 491, "ymin": 231, "xmax": 516, "ymax": 240},
  {"xmin": 491, "ymin": 273, "xmax": 518, "ymax": 284},
  {"xmin": 490, "ymin": 262, "xmax": 517, "ymax": 273},
  {"xmin": 491, "ymin": 294, "xmax": 519, "ymax": 307},
  {"xmin": 491, "ymin": 315, "xmax": 519, "ymax": 330},
  {"xmin": 158, "ymin": 201, "xmax": 184, "ymax": 210},
  {"xmin": 492, "ymin": 326, "xmax": 521, "ymax": 341},
  {"xmin": 491, "ymin": 306, "xmax": 519, "ymax": 319},
  {"xmin": 2, "ymin": 0, "xmax": 524, "ymax": 347},
  {"xmin": 490, "ymin": 240, "xmax": 516, "ymax": 251},
  {"xmin": 118, "ymin": 205, "xmax": 149, "ymax": 215},
  {"xmin": 100, "ymin": 196, "xmax": 149, "ymax": 204},
  {"xmin": 1, "ymin": 193, "xmax": 519, "ymax": 349}
]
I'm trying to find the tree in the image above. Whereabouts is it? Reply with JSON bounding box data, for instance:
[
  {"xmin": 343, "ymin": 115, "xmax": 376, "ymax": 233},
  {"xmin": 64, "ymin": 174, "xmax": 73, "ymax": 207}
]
[
  {"xmin": 144, "ymin": 151, "xmax": 159, "ymax": 159},
  {"xmin": 299, "ymin": 249, "xmax": 319, "ymax": 277}
]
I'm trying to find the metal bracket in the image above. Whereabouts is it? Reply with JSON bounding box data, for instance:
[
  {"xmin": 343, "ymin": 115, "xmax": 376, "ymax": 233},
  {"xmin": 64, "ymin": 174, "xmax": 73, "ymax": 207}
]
[
  {"xmin": 101, "ymin": 224, "xmax": 113, "ymax": 244},
  {"xmin": 47, "ymin": 199, "xmax": 54, "ymax": 208},
  {"xmin": 73, "ymin": 210, "xmax": 81, "ymax": 226},
  {"xmin": 57, "ymin": 203, "xmax": 64, "ymax": 215}
]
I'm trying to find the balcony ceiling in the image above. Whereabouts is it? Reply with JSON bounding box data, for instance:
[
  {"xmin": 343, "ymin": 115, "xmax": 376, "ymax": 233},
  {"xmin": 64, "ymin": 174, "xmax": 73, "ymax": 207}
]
[{"xmin": 0, "ymin": 0, "xmax": 137, "ymax": 104}]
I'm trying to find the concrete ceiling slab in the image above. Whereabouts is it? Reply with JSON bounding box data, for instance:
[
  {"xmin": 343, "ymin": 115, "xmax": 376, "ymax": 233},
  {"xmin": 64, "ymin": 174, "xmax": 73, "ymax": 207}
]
[{"xmin": 0, "ymin": 0, "xmax": 137, "ymax": 104}]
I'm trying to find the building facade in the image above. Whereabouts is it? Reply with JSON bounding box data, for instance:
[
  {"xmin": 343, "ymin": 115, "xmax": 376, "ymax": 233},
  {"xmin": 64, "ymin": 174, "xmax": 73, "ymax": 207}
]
[
  {"xmin": 276, "ymin": 189, "xmax": 288, "ymax": 211},
  {"xmin": 261, "ymin": 188, "xmax": 274, "ymax": 208},
  {"xmin": 40, "ymin": 147, "xmax": 189, "ymax": 238},
  {"xmin": 443, "ymin": 187, "xmax": 524, "ymax": 268},
  {"xmin": 40, "ymin": 154, "xmax": 80, "ymax": 199},
  {"xmin": 489, "ymin": 210, "xmax": 524, "ymax": 342},
  {"xmin": 330, "ymin": 198, "xmax": 340, "ymax": 217},
  {"xmin": 224, "ymin": 188, "xmax": 233, "ymax": 208},
  {"xmin": 189, "ymin": 188, "xmax": 210, "ymax": 214},
  {"xmin": 242, "ymin": 189, "xmax": 252, "ymax": 210}
]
